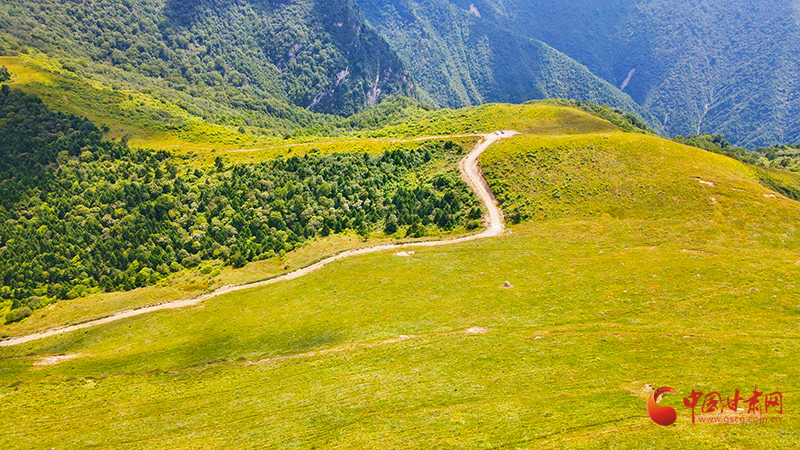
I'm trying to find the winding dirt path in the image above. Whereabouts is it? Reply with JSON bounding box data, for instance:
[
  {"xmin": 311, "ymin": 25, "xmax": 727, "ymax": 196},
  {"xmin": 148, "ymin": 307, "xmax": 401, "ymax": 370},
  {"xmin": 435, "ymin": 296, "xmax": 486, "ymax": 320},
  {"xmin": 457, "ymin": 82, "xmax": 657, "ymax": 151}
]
[{"xmin": 0, "ymin": 131, "xmax": 517, "ymax": 348}]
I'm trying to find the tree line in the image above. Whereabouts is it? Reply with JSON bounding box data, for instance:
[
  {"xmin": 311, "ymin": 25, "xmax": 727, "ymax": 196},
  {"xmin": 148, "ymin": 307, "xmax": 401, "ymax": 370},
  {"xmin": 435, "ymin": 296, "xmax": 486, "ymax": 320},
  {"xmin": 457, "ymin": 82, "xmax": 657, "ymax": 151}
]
[{"xmin": 0, "ymin": 87, "xmax": 479, "ymax": 321}]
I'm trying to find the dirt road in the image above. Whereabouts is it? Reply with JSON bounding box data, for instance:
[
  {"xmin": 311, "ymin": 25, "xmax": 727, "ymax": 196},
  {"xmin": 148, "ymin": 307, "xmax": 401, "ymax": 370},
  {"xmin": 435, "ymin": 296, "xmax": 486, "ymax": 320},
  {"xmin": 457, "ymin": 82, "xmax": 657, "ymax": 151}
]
[{"xmin": 0, "ymin": 131, "xmax": 517, "ymax": 347}]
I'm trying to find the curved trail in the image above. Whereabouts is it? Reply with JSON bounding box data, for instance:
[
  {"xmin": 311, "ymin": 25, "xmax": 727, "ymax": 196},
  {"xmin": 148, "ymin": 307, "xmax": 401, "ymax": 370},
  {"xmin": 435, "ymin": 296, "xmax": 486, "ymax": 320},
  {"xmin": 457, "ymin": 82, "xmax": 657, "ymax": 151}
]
[{"xmin": 0, "ymin": 131, "xmax": 517, "ymax": 347}]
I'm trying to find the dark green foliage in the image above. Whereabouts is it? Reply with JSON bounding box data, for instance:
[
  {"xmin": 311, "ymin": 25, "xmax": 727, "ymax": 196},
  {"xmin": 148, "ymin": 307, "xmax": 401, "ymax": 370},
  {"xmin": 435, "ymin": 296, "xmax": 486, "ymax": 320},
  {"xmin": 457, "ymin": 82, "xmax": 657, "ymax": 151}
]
[
  {"xmin": 334, "ymin": 97, "xmax": 435, "ymax": 132},
  {"xmin": 0, "ymin": 66, "xmax": 9, "ymax": 82},
  {"xmin": 356, "ymin": 0, "xmax": 651, "ymax": 124},
  {"xmin": 287, "ymin": 96, "xmax": 435, "ymax": 139},
  {"xmin": 4, "ymin": 307, "xmax": 32, "ymax": 324},
  {"xmin": 756, "ymin": 171, "xmax": 800, "ymax": 202},
  {"xmin": 754, "ymin": 144, "xmax": 800, "ymax": 173},
  {"xmin": 0, "ymin": 87, "xmax": 104, "ymax": 179},
  {"xmin": 0, "ymin": 0, "xmax": 413, "ymax": 121},
  {"xmin": 462, "ymin": 0, "xmax": 800, "ymax": 148},
  {"xmin": 383, "ymin": 215, "xmax": 399, "ymax": 235},
  {"xmin": 674, "ymin": 134, "xmax": 800, "ymax": 173},
  {"xmin": 674, "ymin": 134, "xmax": 759, "ymax": 164},
  {"xmin": 0, "ymin": 90, "xmax": 478, "ymax": 309}
]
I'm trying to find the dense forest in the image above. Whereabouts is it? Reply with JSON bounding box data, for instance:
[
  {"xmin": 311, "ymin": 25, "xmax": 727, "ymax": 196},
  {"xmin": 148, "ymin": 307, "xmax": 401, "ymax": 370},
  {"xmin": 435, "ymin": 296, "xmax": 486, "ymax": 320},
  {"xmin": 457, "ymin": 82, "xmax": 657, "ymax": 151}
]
[
  {"xmin": 461, "ymin": 0, "xmax": 800, "ymax": 148},
  {"xmin": 0, "ymin": 0, "xmax": 413, "ymax": 124},
  {"xmin": 5, "ymin": 0, "xmax": 800, "ymax": 149},
  {"xmin": 0, "ymin": 88, "xmax": 480, "ymax": 322},
  {"xmin": 356, "ymin": 0, "xmax": 651, "ymax": 125}
]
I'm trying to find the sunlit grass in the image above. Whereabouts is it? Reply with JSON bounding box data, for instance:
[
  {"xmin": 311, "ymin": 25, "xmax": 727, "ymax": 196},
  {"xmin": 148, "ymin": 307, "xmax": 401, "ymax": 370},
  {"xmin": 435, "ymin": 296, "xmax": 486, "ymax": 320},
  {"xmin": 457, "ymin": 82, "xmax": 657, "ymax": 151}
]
[
  {"xmin": 0, "ymin": 52, "xmax": 273, "ymax": 151},
  {"xmin": 1, "ymin": 100, "xmax": 798, "ymax": 448},
  {"xmin": 0, "ymin": 76, "xmax": 800, "ymax": 449},
  {"xmin": 0, "ymin": 52, "xmax": 621, "ymax": 165},
  {"xmin": 1, "ymin": 215, "xmax": 797, "ymax": 448}
]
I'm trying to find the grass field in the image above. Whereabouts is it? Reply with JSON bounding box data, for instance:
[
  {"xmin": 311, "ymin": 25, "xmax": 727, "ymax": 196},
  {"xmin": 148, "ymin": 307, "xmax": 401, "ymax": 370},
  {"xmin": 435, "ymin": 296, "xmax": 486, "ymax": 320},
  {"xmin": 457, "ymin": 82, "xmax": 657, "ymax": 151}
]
[
  {"xmin": 0, "ymin": 52, "xmax": 276, "ymax": 152},
  {"xmin": 367, "ymin": 102, "xmax": 619, "ymax": 139},
  {"xmin": 1, "ymin": 108, "xmax": 798, "ymax": 448}
]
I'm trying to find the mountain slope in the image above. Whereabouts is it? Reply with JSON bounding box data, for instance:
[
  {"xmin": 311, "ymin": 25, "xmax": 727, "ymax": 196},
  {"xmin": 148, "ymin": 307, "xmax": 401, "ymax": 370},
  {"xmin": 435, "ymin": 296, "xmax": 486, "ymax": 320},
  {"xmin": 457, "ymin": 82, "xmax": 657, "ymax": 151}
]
[
  {"xmin": 471, "ymin": 0, "xmax": 800, "ymax": 148},
  {"xmin": 1, "ymin": 102, "xmax": 798, "ymax": 448},
  {"xmin": 356, "ymin": 0, "xmax": 653, "ymax": 124},
  {"xmin": 0, "ymin": 0, "xmax": 413, "ymax": 120},
  {"xmin": 0, "ymin": 87, "xmax": 484, "ymax": 311}
]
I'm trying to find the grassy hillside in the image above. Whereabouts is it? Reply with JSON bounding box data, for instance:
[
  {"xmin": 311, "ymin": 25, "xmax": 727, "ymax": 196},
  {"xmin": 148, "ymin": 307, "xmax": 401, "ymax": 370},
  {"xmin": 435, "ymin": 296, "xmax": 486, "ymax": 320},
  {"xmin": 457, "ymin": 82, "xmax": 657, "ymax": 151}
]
[
  {"xmin": 0, "ymin": 52, "xmax": 279, "ymax": 150},
  {"xmin": 482, "ymin": 132, "xmax": 800, "ymax": 226},
  {"xmin": 0, "ymin": 87, "xmax": 487, "ymax": 320},
  {"xmin": 0, "ymin": 0, "xmax": 423, "ymax": 153},
  {"xmin": 0, "ymin": 54, "xmax": 436, "ymax": 152},
  {"xmin": 0, "ymin": 95, "xmax": 615, "ymax": 330},
  {"xmin": 5, "ymin": 0, "xmax": 797, "ymax": 149},
  {"xmin": 1, "ymin": 104, "xmax": 798, "ymax": 448},
  {"xmin": 366, "ymin": 102, "xmax": 620, "ymax": 137}
]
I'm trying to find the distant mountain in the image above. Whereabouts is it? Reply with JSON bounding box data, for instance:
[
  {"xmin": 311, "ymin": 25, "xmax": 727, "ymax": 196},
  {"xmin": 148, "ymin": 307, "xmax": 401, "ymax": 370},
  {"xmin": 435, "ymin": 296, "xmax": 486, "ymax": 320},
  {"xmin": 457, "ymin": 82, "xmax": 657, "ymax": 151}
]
[
  {"xmin": 459, "ymin": 0, "xmax": 800, "ymax": 148},
  {"xmin": 355, "ymin": 0, "xmax": 800, "ymax": 148},
  {"xmin": 0, "ymin": 0, "xmax": 413, "ymax": 117},
  {"xmin": 4, "ymin": 0, "xmax": 795, "ymax": 148},
  {"xmin": 356, "ymin": 0, "xmax": 651, "ymax": 122}
]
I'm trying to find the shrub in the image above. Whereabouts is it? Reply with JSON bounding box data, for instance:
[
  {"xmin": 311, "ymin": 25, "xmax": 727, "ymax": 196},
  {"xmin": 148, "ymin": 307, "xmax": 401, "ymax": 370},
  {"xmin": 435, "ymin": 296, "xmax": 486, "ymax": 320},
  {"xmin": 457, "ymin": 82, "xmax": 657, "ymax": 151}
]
[
  {"xmin": 384, "ymin": 215, "xmax": 399, "ymax": 235},
  {"xmin": 5, "ymin": 307, "xmax": 32, "ymax": 324}
]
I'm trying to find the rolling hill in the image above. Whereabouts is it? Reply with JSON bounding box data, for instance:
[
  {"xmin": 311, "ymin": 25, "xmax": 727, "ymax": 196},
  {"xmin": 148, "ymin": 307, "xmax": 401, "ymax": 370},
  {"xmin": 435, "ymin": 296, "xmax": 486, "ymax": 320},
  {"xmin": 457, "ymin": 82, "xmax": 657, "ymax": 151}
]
[
  {"xmin": 0, "ymin": 0, "xmax": 669, "ymax": 152},
  {"xmin": 1, "ymin": 2, "xmax": 799, "ymax": 447},
  {"xmin": 0, "ymin": 0, "xmax": 419, "ymax": 151},
  {"xmin": 4, "ymin": 0, "xmax": 798, "ymax": 149},
  {"xmin": 1, "ymin": 100, "xmax": 798, "ymax": 448},
  {"xmin": 352, "ymin": 0, "xmax": 800, "ymax": 148}
]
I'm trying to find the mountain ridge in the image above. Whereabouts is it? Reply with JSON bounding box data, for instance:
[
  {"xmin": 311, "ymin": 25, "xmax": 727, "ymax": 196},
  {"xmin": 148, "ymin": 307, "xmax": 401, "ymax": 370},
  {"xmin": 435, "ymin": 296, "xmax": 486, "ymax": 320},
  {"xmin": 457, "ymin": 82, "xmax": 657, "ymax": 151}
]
[
  {"xmin": 0, "ymin": 0, "xmax": 414, "ymax": 119},
  {"xmin": 356, "ymin": 0, "xmax": 654, "ymax": 125},
  {"xmin": 467, "ymin": 0, "xmax": 800, "ymax": 148}
]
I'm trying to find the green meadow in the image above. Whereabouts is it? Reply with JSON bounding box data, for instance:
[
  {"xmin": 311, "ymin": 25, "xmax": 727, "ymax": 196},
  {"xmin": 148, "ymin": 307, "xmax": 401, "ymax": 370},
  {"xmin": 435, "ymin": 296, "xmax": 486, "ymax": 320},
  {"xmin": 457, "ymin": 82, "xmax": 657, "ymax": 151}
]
[
  {"xmin": 0, "ymin": 52, "xmax": 278, "ymax": 152},
  {"xmin": 1, "ymin": 106, "xmax": 799, "ymax": 448}
]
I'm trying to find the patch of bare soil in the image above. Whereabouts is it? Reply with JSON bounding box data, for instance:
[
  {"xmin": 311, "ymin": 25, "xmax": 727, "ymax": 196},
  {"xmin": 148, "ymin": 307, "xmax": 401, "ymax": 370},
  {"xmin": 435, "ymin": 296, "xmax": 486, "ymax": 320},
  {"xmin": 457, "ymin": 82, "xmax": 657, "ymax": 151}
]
[{"xmin": 34, "ymin": 354, "xmax": 80, "ymax": 366}]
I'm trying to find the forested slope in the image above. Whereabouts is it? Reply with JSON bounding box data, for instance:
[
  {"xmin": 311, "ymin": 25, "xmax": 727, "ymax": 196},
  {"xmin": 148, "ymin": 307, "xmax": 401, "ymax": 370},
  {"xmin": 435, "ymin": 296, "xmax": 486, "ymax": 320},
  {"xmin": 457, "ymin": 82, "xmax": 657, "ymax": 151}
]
[
  {"xmin": 356, "ymin": 0, "xmax": 651, "ymax": 124},
  {"xmin": 0, "ymin": 0, "xmax": 413, "ymax": 121},
  {"xmin": 469, "ymin": 0, "xmax": 800, "ymax": 148},
  {"xmin": 4, "ymin": 0, "xmax": 797, "ymax": 148},
  {"xmin": 0, "ymin": 87, "xmax": 479, "ymax": 320}
]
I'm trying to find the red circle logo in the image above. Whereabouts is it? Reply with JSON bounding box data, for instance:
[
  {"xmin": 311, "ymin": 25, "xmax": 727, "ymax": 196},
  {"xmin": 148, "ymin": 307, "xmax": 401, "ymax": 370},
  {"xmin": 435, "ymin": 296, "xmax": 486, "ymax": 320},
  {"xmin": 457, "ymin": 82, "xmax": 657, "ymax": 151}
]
[{"xmin": 647, "ymin": 387, "xmax": 678, "ymax": 426}]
